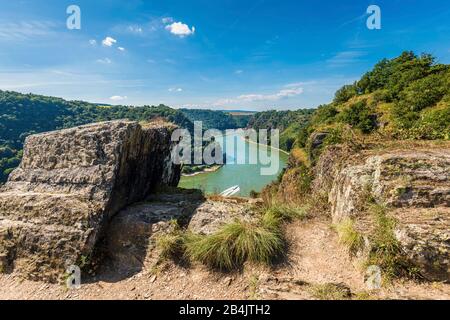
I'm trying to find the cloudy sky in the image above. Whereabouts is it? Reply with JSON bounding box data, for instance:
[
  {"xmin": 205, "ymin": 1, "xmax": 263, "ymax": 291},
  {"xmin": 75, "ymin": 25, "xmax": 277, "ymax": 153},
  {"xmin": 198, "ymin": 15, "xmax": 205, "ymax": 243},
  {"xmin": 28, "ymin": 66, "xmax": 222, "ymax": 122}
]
[{"xmin": 0, "ymin": 0, "xmax": 450, "ymax": 110}]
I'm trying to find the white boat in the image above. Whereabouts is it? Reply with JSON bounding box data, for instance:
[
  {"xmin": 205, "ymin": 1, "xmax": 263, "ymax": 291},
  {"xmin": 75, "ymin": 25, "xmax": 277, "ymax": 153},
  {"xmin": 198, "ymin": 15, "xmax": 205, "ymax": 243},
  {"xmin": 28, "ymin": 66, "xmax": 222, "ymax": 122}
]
[{"xmin": 220, "ymin": 185, "xmax": 240, "ymax": 197}]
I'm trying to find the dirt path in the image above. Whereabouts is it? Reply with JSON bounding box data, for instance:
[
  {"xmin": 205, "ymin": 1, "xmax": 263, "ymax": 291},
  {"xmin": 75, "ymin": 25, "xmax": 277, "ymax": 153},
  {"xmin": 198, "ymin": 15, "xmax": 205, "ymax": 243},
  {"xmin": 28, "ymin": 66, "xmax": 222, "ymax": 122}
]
[{"xmin": 0, "ymin": 218, "xmax": 448, "ymax": 300}]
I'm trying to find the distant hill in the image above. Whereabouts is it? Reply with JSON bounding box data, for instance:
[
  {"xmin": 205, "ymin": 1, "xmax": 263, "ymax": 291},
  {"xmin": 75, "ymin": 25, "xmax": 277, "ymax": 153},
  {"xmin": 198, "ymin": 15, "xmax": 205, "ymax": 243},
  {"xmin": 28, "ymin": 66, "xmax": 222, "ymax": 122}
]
[
  {"xmin": 179, "ymin": 108, "xmax": 240, "ymax": 130},
  {"xmin": 0, "ymin": 90, "xmax": 193, "ymax": 183},
  {"xmin": 219, "ymin": 110, "xmax": 257, "ymax": 115},
  {"xmin": 247, "ymin": 109, "xmax": 315, "ymax": 151}
]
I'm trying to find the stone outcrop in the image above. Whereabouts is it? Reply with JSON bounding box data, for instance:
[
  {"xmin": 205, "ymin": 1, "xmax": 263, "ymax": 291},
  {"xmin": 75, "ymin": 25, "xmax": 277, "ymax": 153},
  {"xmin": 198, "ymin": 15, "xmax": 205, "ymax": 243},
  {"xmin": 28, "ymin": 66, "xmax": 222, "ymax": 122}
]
[
  {"xmin": 0, "ymin": 120, "xmax": 181, "ymax": 281},
  {"xmin": 105, "ymin": 190, "xmax": 204, "ymax": 273},
  {"xmin": 320, "ymin": 147, "xmax": 450, "ymax": 281},
  {"xmin": 105, "ymin": 192, "xmax": 258, "ymax": 273}
]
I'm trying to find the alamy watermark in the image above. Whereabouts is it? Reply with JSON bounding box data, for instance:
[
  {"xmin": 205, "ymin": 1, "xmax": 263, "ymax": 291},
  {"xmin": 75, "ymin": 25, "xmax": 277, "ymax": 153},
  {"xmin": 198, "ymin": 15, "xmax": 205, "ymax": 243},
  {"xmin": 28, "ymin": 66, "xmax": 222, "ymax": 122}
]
[
  {"xmin": 365, "ymin": 265, "xmax": 382, "ymax": 290},
  {"xmin": 367, "ymin": 5, "xmax": 381, "ymax": 30},
  {"xmin": 66, "ymin": 5, "xmax": 81, "ymax": 30},
  {"xmin": 66, "ymin": 264, "xmax": 81, "ymax": 289}
]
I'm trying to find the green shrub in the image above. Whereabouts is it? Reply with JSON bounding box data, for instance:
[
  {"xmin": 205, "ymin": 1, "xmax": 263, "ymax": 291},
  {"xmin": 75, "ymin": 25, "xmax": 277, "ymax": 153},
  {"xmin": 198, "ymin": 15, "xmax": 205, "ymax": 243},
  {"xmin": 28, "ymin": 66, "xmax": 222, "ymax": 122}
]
[
  {"xmin": 393, "ymin": 103, "xmax": 450, "ymax": 139},
  {"xmin": 414, "ymin": 105, "xmax": 450, "ymax": 140},
  {"xmin": 310, "ymin": 104, "xmax": 338, "ymax": 126},
  {"xmin": 334, "ymin": 84, "xmax": 358, "ymax": 104},
  {"xmin": 398, "ymin": 73, "xmax": 446, "ymax": 113},
  {"xmin": 338, "ymin": 100, "xmax": 377, "ymax": 134}
]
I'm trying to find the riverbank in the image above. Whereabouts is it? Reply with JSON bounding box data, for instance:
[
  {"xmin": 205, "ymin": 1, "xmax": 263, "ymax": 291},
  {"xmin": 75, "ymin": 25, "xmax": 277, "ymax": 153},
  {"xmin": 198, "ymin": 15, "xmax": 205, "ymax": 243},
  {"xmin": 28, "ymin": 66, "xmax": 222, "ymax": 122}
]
[
  {"xmin": 182, "ymin": 164, "xmax": 223, "ymax": 177},
  {"xmin": 242, "ymin": 136, "xmax": 290, "ymax": 156},
  {"xmin": 178, "ymin": 132, "xmax": 289, "ymax": 197}
]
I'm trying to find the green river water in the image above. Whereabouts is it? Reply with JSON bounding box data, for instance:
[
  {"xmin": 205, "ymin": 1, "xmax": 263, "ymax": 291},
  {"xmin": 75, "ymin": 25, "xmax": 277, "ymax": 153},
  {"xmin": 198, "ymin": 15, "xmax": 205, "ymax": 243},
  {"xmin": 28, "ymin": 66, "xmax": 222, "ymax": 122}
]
[{"xmin": 178, "ymin": 131, "xmax": 289, "ymax": 197}]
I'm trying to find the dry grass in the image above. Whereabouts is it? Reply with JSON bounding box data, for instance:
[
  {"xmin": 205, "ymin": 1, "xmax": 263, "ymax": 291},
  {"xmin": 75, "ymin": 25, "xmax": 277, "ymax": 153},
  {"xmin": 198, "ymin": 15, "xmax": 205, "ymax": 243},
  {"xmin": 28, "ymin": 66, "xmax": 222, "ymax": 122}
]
[
  {"xmin": 334, "ymin": 218, "xmax": 364, "ymax": 255},
  {"xmin": 186, "ymin": 220, "xmax": 285, "ymax": 270},
  {"xmin": 310, "ymin": 283, "xmax": 352, "ymax": 300},
  {"xmin": 157, "ymin": 200, "xmax": 307, "ymax": 271}
]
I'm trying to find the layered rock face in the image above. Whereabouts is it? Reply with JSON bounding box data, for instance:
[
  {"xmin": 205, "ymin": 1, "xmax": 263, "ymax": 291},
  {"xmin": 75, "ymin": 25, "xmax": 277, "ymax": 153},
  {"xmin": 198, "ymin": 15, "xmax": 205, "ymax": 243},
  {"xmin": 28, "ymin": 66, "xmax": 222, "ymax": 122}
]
[
  {"xmin": 0, "ymin": 120, "xmax": 181, "ymax": 281},
  {"xmin": 322, "ymin": 147, "xmax": 449, "ymax": 281}
]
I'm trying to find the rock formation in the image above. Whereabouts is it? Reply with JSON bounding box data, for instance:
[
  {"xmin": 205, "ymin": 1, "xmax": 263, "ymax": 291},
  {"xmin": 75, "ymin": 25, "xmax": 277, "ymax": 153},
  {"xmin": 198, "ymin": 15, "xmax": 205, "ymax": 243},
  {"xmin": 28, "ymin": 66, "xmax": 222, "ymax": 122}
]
[
  {"xmin": 0, "ymin": 120, "xmax": 181, "ymax": 281},
  {"xmin": 105, "ymin": 192, "xmax": 257, "ymax": 273},
  {"xmin": 320, "ymin": 146, "xmax": 450, "ymax": 281}
]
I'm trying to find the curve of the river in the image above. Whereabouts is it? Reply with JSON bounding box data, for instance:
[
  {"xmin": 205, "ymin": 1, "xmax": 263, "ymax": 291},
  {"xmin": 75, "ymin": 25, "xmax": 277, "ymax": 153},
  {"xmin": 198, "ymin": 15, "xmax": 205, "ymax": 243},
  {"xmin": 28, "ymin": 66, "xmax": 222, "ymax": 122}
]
[{"xmin": 178, "ymin": 131, "xmax": 288, "ymax": 197}]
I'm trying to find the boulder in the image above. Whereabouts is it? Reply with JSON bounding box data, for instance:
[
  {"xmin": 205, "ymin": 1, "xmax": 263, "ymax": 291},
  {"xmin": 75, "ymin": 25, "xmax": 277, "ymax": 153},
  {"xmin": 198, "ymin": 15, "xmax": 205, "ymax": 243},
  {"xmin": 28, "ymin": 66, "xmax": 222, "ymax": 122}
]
[{"xmin": 0, "ymin": 120, "xmax": 181, "ymax": 281}]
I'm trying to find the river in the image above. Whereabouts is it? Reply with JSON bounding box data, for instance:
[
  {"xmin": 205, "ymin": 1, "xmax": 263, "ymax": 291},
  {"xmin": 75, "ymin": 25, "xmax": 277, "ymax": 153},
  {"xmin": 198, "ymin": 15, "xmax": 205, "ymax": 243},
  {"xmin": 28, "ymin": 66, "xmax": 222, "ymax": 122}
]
[{"xmin": 178, "ymin": 131, "xmax": 289, "ymax": 197}]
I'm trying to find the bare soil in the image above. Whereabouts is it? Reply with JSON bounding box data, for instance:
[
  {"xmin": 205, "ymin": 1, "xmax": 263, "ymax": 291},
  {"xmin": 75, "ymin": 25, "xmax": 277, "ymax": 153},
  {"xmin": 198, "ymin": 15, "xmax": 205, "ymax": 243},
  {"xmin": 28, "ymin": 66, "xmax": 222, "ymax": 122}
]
[{"xmin": 1, "ymin": 218, "xmax": 448, "ymax": 300}]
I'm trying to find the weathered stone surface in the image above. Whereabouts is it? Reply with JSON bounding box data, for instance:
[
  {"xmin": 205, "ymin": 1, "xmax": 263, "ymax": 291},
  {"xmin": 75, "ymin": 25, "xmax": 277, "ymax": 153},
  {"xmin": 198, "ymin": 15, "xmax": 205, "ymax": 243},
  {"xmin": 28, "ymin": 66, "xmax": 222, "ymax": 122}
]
[
  {"xmin": 187, "ymin": 197, "xmax": 257, "ymax": 235},
  {"xmin": 0, "ymin": 120, "xmax": 181, "ymax": 281},
  {"xmin": 307, "ymin": 132, "xmax": 329, "ymax": 162},
  {"xmin": 105, "ymin": 193, "xmax": 258, "ymax": 272},
  {"xmin": 329, "ymin": 150, "xmax": 450, "ymax": 222},
  {"xmin": 393, "ymin": 207, "xmax": 449, "ymax": 281},
  {"xmin": 324, "ymin": 148, "xmax": 450, "ymax": 281},
  {"xmin": 105, "ymin": 190, "xmax": 204, "ymax": 273}
]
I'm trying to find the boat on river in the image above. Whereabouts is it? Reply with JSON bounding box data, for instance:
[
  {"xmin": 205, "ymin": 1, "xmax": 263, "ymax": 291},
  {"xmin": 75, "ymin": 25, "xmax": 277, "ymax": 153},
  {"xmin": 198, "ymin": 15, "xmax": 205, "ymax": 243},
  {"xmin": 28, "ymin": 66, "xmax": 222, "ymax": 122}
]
[{"xmin": 220, "ymin": 185, "xmax": 240, "ymax": 197}]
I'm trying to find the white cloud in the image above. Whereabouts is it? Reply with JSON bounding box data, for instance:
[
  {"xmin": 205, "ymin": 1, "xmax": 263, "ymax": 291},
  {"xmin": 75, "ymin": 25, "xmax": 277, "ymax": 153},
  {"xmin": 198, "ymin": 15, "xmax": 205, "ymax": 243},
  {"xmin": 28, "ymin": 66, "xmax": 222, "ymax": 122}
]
[
  {"xmin": 165, "ymin": 22, "xmax": 195, "ymax": 37},
  {"xmin": 89, "ymin": 39, "xmax": 97, "ymax": 46},
  {"xmin": 102, "ymin": 36, "xmax": 117, "ymax": 47},
  {"xmin": 96, "ymin": 58, "xmax": 112, "ymax": 64},
  {"xmin": 0, "ymin": 21, "xmax": 56, "ymax": 41},
  {"xmin": 162, "ymin": 17, "xmax": 174, "ymax": 24},
  {"xmin": 118, "ymin": 47, "xmax": 125, "ymax": 51},
  {"xmin": 110, "ymin": 95, "xmax": 127, "ymax": 101},
  {"xmin": 235, "ymin": 70, "xmax": 244, "ymax": 75},
  {"xmin": 127, "ymin": 25, "xmax": 143, "ymax": 34},
  {"xmin": 169, "ymin": 87, "xmax": 183, "ymax": 92},
  {"xmin": 326, "ymin": 51, "xmax": 366, "ymax": 66},
  {"xmin": 214, "ymin": 86, "xmax": 304, "ymax": 106}
]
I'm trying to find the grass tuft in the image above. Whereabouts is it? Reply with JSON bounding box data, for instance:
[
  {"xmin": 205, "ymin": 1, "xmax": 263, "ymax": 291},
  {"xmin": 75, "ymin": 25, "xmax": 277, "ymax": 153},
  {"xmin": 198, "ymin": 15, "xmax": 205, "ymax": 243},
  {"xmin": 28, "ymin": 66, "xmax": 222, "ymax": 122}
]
[
  {"xmin": 263, "ymin": 202, "xmax": 308, "ymax": 223},
  {"xmin": 335, "ymin": 218, "xmax": 364, "ymax": 254},
  {"xmin": 310, "ymin": 283, "xmax": 352, "ymax": 300},
  {"xmin": 366, "ymin": 203, "xmax": 420, "ymax": 280},
  {"xmin": 157, "ymin": 200, "xmax": 307, "ymax": 271},
  {"xmin": 186, "ymin": 220, "xmax": 285, "ymax": 270},
  {"xmin": 156, "ymin": 221, "xmax": 188, "ymax": 261}
]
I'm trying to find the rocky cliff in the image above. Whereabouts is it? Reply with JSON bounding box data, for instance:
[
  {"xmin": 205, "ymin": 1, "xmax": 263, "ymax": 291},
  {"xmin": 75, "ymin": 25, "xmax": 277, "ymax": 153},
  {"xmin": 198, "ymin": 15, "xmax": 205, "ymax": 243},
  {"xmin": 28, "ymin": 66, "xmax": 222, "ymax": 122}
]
[
  {"xmin": 315, "ymin": 144, "xmax": 450, "ymax": 281},
  {"xmin": 0, "ymin": 120, "xmax": 181, "ymax": 281}
]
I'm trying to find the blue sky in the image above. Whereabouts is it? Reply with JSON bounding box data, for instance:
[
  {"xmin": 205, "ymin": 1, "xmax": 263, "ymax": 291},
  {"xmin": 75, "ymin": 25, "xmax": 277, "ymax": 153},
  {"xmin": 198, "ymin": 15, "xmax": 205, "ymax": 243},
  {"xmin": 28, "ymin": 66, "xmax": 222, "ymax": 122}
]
[{"xmin": 0, "ymin": 0, "xmax": 449, "ymax": 111}]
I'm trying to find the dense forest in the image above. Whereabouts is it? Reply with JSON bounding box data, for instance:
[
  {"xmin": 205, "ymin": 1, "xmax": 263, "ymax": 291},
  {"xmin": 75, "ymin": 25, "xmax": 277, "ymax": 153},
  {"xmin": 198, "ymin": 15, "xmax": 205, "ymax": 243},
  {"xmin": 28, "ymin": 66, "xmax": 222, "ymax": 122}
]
[
  {"xmin": 0, "ymin": 90, "xmax": 194, "ymax": 183},
  {"xmin": 247, "ymin": 109, "xmax": 315, "ymax": 151},
  {"xmin": 180, "ymin": 108, "xmax": 242, "ymax": 130},
  {"xmin": 293, "ymin": 51, "xmax": 450, "ymax": 158}
]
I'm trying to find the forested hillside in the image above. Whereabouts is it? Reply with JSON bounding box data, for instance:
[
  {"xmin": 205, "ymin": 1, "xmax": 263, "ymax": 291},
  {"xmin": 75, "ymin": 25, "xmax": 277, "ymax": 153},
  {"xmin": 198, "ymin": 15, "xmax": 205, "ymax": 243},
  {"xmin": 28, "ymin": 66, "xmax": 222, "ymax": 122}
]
[
  {"xmin": 179, "ymin": 108, "xmax": 240, "ymax": 130},
  {"xmin": 0, "ymin": 90, "xmax": 193, "ymax": 182},
  {"xmin": 247, "ymin": 109, "xmax": 315, "ymax": 151},
  {"xmin": 293, "ymin": 51, "xmax": 450, "ymax": 157},
  {"xmin": 268, "ymin": 51, "xmax": 450, "ymax": 207}
]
